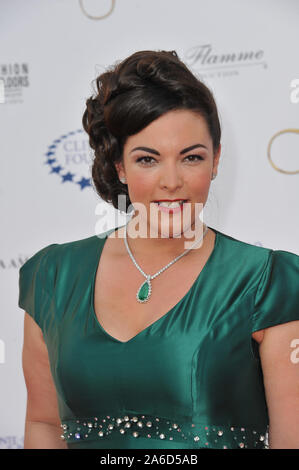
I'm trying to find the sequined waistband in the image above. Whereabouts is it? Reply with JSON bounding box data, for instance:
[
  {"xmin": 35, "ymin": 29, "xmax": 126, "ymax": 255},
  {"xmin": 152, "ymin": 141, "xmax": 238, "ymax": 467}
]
[{"xmin": 60, "ymin": 412, "xmax": 269, "ymax": 449}]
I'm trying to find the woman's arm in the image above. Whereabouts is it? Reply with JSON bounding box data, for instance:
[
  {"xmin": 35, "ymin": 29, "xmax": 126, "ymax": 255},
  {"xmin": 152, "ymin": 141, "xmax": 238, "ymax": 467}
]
[
  {"xmin": 259, "ymin": 320, "xmax": 299, "ymax": 449},
  {"xmin": 24, "ymin": 421, "xmax": 66, "ymax": 449},
  {"xmin": 22, "ymin": 312, "xmax": 67, "ymax": 449}
]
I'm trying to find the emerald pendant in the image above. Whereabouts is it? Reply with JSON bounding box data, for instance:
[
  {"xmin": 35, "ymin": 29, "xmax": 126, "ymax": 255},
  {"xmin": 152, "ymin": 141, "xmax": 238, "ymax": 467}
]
[{"xmin": 137, "ymin": 276, "xmax": 152, "ymax": 303}]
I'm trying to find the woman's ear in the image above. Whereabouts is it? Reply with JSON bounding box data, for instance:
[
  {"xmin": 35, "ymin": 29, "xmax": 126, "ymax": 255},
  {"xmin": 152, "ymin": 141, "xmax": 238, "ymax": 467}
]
[
  {"xmin": 115, "ymin": 161, "xmax": 125, "ymax": 181},
  {"xmin": 212, "ymin": 143, "xmax": 221, "ymax": 176}
]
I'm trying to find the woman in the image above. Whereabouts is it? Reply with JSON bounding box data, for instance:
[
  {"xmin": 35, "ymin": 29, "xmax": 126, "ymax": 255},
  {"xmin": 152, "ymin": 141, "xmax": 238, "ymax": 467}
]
[{"xmin": 19, "ymin": 50, "xmax": 299, "ymax": 449}]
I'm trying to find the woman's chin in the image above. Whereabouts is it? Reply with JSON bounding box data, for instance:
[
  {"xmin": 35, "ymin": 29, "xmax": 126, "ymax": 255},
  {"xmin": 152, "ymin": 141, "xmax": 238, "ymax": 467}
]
[{"xmin": 149, "ymin": 219, "xmax": 200, "ymax": 240}]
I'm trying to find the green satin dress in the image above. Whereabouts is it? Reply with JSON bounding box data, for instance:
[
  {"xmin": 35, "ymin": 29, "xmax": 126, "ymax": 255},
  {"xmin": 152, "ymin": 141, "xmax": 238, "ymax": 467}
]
[{"xmin": 18, "ymin": 226, "xmax": 299, "ymax": 449}]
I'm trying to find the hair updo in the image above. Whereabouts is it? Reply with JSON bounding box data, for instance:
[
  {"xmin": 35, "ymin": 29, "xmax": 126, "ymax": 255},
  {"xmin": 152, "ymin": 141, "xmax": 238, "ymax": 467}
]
[{"xmin": 82, "ymin": 49, "xmax": 221, "ymax": 213}]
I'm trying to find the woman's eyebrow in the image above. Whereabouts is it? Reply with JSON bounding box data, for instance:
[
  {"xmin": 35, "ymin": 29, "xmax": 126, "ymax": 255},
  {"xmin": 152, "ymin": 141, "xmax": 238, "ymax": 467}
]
[{"xmin": 130, "ymin": 143, "xmax": 208, "ymax": 155}]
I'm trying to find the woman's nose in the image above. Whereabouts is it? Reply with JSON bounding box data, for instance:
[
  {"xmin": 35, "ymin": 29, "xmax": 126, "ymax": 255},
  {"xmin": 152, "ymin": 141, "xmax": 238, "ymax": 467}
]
[{"xmin": 159, "ymin": 165, "xmax": 183, "ymax": 190}]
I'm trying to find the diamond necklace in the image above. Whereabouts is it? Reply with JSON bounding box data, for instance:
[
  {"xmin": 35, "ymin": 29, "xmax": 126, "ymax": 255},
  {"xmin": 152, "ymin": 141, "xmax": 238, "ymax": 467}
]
[{"xmin": 123, "ymin": 222, "xmax": 209, "ymax": 303}]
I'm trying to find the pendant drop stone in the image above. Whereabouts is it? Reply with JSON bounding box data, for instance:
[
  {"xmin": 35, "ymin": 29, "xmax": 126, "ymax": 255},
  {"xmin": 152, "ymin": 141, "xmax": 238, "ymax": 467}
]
[{"xmin": 137, "ymin": 277, "xmax": 151, "ymax": 302}]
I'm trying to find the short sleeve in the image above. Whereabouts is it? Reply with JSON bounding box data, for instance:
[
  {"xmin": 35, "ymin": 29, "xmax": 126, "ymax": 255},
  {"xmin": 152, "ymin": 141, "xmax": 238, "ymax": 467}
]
[
  {"xmin": 252, "ymin": 249, "xmax": 299, "ymax": 332},
  {"xmin": 18, "ymin": 243, "xmax": 57, "ymax": 330}
]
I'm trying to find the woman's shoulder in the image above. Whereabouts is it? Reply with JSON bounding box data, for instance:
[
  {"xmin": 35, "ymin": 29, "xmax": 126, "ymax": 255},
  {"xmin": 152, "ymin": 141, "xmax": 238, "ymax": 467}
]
[
  {"xmin": 20, "ymin": 231, "xmax": 111, "ymax": 277},
  {"xmin": 214, "ymin": 227, "xmax": 269, "ymax": 251},
  {"xmin": 214, "ymin": 227, "xmax": 271, "ymax": 266},
  {"xmin": 54, "ymin": 233, "xmax": 105, "ymax": 254},
  {"xmin": 213, "ymin": 227, "xmax": 299, "ymax": 282},
  {"xmin": 214, "ymin": 227, "xmax": 298, "ymax": 259},
  {"xmin": 45, "ymin": 230, "xmax": 112, "ymax": 259}
]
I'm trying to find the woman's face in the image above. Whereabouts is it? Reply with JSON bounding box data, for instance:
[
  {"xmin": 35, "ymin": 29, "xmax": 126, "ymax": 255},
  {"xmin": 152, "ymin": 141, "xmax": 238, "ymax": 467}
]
[{"xmin": 116, "ymin": 109, "xmax": 221, "ymax": 240}]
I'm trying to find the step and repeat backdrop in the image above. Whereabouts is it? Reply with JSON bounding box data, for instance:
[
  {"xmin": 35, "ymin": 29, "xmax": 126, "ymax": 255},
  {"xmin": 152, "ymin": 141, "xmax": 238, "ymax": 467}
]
[{"xmin": 1, "ymin": 0, "xmax": 298, "ymax": 448}]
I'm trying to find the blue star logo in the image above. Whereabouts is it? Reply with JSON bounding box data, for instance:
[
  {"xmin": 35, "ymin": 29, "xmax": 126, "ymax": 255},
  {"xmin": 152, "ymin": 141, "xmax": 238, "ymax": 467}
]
[
  {"xmin": 77, "ymin": 177, "xmax": 92, "ymax": 190},
  {"xmin": 44, "ymin": 129, "xmax": 92, "ymax": 191},
  {"xmin": 61, "ymin": 172, "xmax": 75, "ymax": 183}
]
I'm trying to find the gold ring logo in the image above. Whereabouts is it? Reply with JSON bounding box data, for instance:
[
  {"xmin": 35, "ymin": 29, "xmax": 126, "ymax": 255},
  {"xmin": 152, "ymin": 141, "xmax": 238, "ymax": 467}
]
[
  {"xmin": 267, "ymin": 128, "xmax": 299, "ymax": 175},
  {"xmin": 79, "ymin": 0, "xmax": 115, "ymax": 20}
]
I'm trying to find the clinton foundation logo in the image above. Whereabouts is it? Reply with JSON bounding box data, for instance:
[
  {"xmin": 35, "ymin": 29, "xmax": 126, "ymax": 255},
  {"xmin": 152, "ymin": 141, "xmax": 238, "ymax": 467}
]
[
  {"xmin": 45, "ymin": 129, "xmax": 92, "ymax": 190},
  {"xmin": 183, "ymin": 44, "xmax": 267, "ymax": 79}
]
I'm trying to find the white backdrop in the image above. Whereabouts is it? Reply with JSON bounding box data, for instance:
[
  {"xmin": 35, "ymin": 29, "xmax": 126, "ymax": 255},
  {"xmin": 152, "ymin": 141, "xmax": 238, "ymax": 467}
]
[{"xmin": 1, "ymin": 0, "xmax": 298, "ymax": 448}]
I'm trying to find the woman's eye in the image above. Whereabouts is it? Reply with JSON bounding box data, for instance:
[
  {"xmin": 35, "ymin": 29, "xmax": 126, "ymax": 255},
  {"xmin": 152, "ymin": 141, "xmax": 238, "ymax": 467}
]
[
  {"xmin": 136, "ymin": 154, "xmax": 203, "ymax": 165},
  {"xmin": 136, "ymin": 156, "xmax": 156, "ymax": 165},
  {"xmin": 185, "ymin": 154, "xmax": 204, "ymax": 162}
]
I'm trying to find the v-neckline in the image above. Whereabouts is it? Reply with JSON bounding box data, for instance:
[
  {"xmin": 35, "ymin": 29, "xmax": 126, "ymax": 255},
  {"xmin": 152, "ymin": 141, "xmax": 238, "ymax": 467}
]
[{"xmin": 90, "ymin": 225, "xmax": 221, "ymax": 345}]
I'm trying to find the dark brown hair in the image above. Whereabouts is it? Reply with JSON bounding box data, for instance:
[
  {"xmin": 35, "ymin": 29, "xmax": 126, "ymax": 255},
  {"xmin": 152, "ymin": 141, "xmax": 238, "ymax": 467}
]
[{"xmin": 82, "ymin": 50, "xmax": 221, "ymax": 212}]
